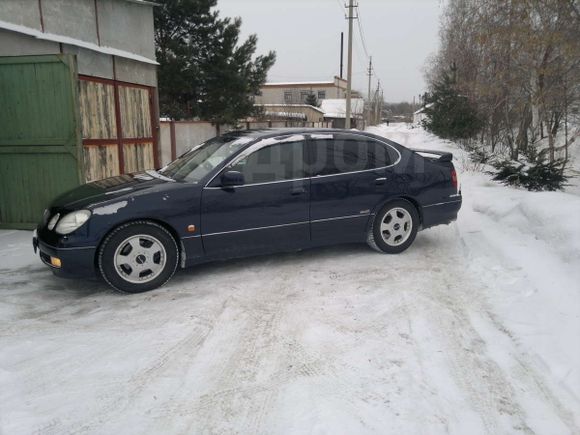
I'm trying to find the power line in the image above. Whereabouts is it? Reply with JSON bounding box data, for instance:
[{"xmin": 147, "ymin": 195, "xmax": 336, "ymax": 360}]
[
  {"xmin": 355, "ymin": 5, "xmax": 370, "ymax": 59},
  {"xmin": 355, "ymin": 3, "xmax": 378, "ymax": 81},
  {"xmin": 334, "ymin": 0, "xmax": 346, "ymax": 16}
]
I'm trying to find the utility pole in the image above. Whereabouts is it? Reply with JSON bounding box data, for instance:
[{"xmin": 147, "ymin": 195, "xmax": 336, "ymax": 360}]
[
  {"xmin": 367, "ymin": 57, "xmax": 372, "ymax": 101},
  {"xmin": 379, "ymin": 88, "xmax": 385, "ymax": 124},
  {"xmin": 374, "ymin": 80, "xmax": 381, "ymax": 125},
  {"xmin": 345, "ymin": 0, "xmax": 354, "ymax": 129},
  {"xmin": 339, "ymin": 32, "xmax": 344, "ymax": 79},
  {"xmin": 366, "ymin": 56, "xmax": 372, "ymax": 127}
]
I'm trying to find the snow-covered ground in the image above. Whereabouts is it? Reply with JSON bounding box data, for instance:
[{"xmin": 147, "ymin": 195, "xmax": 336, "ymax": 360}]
[{"xmin": 1, "ymin": 124, "xmax": 579, "ymax": 434}]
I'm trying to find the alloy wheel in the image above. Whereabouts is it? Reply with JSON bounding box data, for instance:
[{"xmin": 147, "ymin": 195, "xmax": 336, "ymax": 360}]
[
  {"xmin": 113, "ymin": 234, "xmax": 167, "ymax": 284},
  {"xmin": 380, "ymin": 207, "xmax": 413, "ymax": 247}
]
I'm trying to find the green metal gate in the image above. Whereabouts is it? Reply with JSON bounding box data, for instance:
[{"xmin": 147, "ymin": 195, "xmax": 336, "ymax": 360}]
[{"xmin": 0, "ymin": 54, "xmax": 82, "ymax": 229}]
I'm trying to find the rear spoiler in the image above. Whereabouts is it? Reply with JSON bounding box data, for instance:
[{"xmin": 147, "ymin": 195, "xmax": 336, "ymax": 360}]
[{"xmin": 410, "ymin": 148, "xmax": 453, "ymax": 163}]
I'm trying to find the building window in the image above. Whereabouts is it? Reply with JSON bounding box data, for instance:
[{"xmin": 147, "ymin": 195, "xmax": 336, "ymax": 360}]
[
  {"xmin": 300, "ymin": 91, "xmax": 310, "ymax": 103},
  {"xmin": 284, "ymin": 91, "xmax": 293, "ymax": 103},
  {"xmin": 317, "ymin": 90, "xmax": 326, "ymax": 100}
]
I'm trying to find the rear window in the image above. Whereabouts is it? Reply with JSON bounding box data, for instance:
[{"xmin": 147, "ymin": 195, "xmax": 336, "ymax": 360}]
[{"xmin": 308, "ymin": 134, "xmax": 396, "ymax": 176}]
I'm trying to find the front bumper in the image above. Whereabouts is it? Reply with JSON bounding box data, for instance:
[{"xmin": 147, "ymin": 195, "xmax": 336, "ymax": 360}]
[{"xmin": 33, "ymin": 231, "xmax": 97, "ymax": 278}]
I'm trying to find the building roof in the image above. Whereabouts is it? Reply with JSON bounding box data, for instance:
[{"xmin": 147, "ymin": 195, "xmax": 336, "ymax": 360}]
[
  {"xmin": 256, "ymin": 103, "xmax": 325, "ymax": 114},
  {"xmin": 263, "ymin": 111, "xmax": 307, "ymax": 120},
  {"xmin": 0, "ymin": 19, "xmax": 158, "ymax": 65},
  {"xmin": 124, "ymin": 0, "xmax": 159, "ymax": 5},
  {"xmin": 413, "ymin": 103, "xmax": 433, "ymax": 114},
  {"xmin": 262, "ymin": 76, "xmax": 347, "ymax": 88},
  {"xmin": 320, "ymin": 98, "xmax": 365, "ymax": 118}
]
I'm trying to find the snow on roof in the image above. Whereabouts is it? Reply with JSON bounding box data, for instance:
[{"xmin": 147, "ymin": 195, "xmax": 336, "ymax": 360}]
[
  {"xmin": 263, "ymin": 80, "xmax": 335, "ymax": 86},
  {"xmin": 320, "ymin": 98, "xmax": 365, "ymax": 118},
  {"xmin": 124, "ymin": 0, "xmax": 159, "ymax": 5},
  {"xmin": 413, "ymin": 103, "xmax": 434, "ymax": 114},
  {"xmin": 264, "ymin": 111, "xmax": 307, "ymax": 120},
  {"xmin": 256, "ymin": 103, "xmax": 325, "ymax": 114},
  {"xmin": 0, "ymin": 20, "xmax": 158, "ymax": 65}
]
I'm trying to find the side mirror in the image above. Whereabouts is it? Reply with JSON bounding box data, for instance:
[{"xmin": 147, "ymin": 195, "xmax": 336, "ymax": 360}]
[{"xmin": 221, "ymin": 170, "xmax": 245, "ymax": 188}]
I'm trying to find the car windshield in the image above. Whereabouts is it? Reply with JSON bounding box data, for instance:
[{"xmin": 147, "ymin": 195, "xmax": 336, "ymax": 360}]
[{"xmin": 159, "ymin": 134, "xmax": 253, "ymax": 183}]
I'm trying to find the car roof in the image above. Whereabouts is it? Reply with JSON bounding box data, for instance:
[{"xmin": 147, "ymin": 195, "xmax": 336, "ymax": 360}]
[
  {"xmin": 224, "ymin": 128, "xmax": 382, "ymax": 141},
  {"xmin": 222, "ymin": 128, "xmax": 403, "ymax": 151}
]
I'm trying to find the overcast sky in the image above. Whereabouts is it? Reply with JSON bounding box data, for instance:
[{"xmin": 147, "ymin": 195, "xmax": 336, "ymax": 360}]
[{"xmin": 216, "ymin": 0, "xmax": 443, "ymax": 103}]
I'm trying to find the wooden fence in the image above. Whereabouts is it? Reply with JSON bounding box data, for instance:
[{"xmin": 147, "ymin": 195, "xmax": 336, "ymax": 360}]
[{"xmin": 79, "ymin": 75, "xmax": 158, "ymax": 182}]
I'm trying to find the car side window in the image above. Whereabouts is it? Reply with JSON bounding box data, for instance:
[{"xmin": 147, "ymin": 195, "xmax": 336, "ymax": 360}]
[
  {"xmin": 228, "ymin": 140, "xmax": 305, "ymax": 184},
  {"xmin": 309, "ymin": 134, "xmax": 393, "ymax": 176}
]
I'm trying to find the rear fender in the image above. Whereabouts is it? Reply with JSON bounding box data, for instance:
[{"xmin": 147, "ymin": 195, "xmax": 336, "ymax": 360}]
[{"xmin": 366, "ymin": 196, "xmax": 423, "ymax": 232}]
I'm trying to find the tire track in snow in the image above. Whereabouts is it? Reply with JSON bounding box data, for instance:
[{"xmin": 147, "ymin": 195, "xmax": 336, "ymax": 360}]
[
  {"xmin": 176, "ymin": 265, "xmax": 294, "ymax": 435},
  {"xmin": 455, "ymin": 224, "xmax": 580, "ymax": 433},
  {"xmin": 37, "ymin": 297, "xmax": 232, "ymax": 435}
]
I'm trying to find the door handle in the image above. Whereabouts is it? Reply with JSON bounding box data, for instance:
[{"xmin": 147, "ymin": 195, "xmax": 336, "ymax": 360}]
[
  {"xmin": 375, "ymin": 177, "xmax": 387, "ymax": 185},
  {"xmin": 291, "ymin": 186, "xmax": 306, "ymax": 195}
]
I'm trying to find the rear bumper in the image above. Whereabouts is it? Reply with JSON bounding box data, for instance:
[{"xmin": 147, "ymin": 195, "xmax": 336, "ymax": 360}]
[
  {"xmin": 33, "ymin": 232, "xmax": 97, "ymax": 278},
  {"xmin": 421, "ymin": 197, "xmax": 462, "ymax": 229}
]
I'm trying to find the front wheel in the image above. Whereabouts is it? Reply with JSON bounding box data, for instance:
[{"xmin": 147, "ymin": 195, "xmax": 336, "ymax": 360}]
[
  {"xmin": 98, "ymin": 221, "xmax": 179, "ymax": 293},
  {"xmin": 367, "ymin": 200, "xmax": 419, "ymax": 254}
]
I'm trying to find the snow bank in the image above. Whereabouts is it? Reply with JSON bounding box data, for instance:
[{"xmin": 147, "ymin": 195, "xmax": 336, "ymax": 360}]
[
  {"xmin": 370, "ymin": 124, "xmax": 580, "ymax": 409},
  {"xmin": 472, "ymin": 190, "xmax": 580, "ymax": 262}
]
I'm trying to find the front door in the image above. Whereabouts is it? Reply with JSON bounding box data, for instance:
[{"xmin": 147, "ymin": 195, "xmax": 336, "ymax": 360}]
[
  {"xmin": 308, "ymin": 133, "xmax": 400, "ymax": 243},
  {"xmin": 201, "ymin": 135, "xmax": 309, "ymax": 257}
]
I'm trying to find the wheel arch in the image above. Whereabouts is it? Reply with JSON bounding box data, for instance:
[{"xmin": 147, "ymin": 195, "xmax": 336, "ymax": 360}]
[
  {"xmin": 93, "ymin": 218, "xmax": 184, "ymax": 271},
  {"xmin": 367, "ymin": 195, "xmax": 423, "ymax": 232}
]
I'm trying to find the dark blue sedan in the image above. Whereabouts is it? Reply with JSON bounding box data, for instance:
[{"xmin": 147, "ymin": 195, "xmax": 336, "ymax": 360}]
[{"xmin": 33, "ymin": 129, "xmax": 461, "ymax": 293}]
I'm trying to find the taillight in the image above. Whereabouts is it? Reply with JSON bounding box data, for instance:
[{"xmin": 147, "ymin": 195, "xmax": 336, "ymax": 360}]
[{"xmin": 451, "ymin": 168, "xmax": 458, "ymax": 190}]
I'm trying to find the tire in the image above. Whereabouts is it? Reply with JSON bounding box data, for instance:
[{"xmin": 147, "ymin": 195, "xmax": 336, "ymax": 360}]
[
  {"xmin": 367, "ymin": 200, "xmax": 419, "ymax": 254},
  {"xmin": 98, "ymin": 221, "xmax": 179, "ymax": 293}
]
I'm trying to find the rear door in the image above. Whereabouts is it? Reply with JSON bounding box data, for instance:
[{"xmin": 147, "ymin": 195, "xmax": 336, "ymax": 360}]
[
  {"xmin": 201, "ymin": 135, "xmax": 310, "ymax": 257},
  {"xmin": 308, "ymin": 133, "xmax": 400, "ymax": 243}
]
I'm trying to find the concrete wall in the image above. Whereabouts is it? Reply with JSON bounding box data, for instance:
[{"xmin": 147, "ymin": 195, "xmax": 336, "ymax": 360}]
[
  {"xmin": 43, "ymin": 0, "xmax": 98, "ymax": 44},
  {"xmin": 97, "ymin": 0, "xmax": 155, "ymax": 61},
  {"xmin": 63, "ymin": 45, "xmax": 114, "ymax": 79},
  {"xmin": 0, "ymin": 32, "xmax": 156, "ymax": 86},
  {"xmin": 159, "ymin": 121, "xmax": 332, "ymax": 166},
  {"xmin": 0, "ymin": 29, "xmax": 59, "ymax": 56},
  {"xmin": 159, "ymin": 122, "xmax": 173, "ymax": 167},
  {"xmin": 114, "ymin": 56, "xmax": 157, "ymax": 87},
  {"xmin": 159, "ymin": 122, "xmax": 222, "ymax": 166},
  {"xmin": 0, "ymin": 0, "xmax": 156, "ymax": 63},
  {"xmin": 0, "ymin": 0, "xmax": 42, "ymax": 30},
  {"xmin": 256, "ymin": 84, "xmax": 347, "ymax": 105},
  {"xmin": 255, "ymin": 77, "xmax": 349, "ymax": 105}
]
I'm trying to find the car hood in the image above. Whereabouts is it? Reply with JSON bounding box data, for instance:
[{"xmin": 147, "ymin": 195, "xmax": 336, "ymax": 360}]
[{"xmin": 50, "ymin": 172, "xmax": 175, "ymax": 210}]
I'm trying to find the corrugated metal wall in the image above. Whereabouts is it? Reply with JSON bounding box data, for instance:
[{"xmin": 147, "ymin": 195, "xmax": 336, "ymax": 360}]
[{"xmin": 0, "ymin": 54, "xmax": 82, "ymax": 229}]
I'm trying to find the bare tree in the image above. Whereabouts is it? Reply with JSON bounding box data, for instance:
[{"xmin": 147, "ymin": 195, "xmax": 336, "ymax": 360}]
[{"xmin": 425, "ymin": 0, "xmax": 580, "ymax": 165}]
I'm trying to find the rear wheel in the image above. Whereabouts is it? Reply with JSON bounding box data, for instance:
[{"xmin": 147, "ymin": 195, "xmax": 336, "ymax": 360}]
[
  {"xmin": 368, "ymin": 200, "xmax": 419, "ymax": 254},
  {"xmin": 98, "ymin": 221, "xmax": 179, "ymax": 293}
]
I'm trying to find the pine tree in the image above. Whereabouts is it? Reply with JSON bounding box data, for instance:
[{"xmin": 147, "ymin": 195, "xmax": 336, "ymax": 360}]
[
  {"xmin": 154, "ymin": 0, "xmax": 276, "ymax": 123},
  {"xmin": 423, "ymin": 70, "xmax": 482, "ymax": 140},
  {"xmin": 305, "ymin": 93, "xmax": 319, "ymax": 107}
]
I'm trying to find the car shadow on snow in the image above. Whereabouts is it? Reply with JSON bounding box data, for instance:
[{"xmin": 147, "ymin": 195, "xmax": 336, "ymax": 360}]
[
  {"xmin": 1, "ymin": 263, "xmax": 108, "ymax": 298},
  {"xmin": 167, "ymin": 235, "xmax": 443, "ymax": 288},
  {"xmin": 7, "ymin": 233, "xmax": 447, "ymax": 299}
]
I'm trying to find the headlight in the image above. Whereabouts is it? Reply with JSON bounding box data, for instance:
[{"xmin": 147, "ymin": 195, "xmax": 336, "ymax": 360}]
[
  {"xmin": 55, "ymin": 210, "xmax": 91, "ymax": 235},
  {"xmin": 47, "ymin": 213, "xmax": 60, "ymax": 230}
]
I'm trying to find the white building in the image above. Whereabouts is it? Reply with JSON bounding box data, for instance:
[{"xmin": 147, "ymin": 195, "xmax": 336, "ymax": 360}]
[
  {"xmin": 413, "ymin": 103, "xmax": 433, "ymax": 125},
  {"xmin": 255, "ymin": 76, "xmax": 350, "ymax": 105},
  {"xmin": 320, "ymin": 98, "xmax": 365, "ymax": 129}
]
